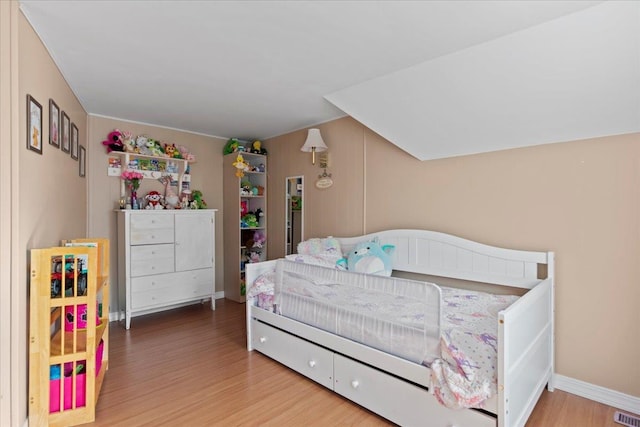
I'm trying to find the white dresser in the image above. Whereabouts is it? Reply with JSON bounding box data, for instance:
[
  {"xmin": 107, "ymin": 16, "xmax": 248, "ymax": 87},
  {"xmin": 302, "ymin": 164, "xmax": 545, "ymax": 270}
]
[{"xmin": 117, "ymin": 209, "xmax": 217, "ymax": 328}]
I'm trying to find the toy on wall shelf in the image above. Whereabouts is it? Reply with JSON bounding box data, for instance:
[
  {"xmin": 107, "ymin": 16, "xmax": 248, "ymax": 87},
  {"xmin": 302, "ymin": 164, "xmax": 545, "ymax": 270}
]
[
  {"xmin": 224, "ymin": 138, "xmax": 240, "ymax": 154},
  {"xmin": 252, "ymin": 230, "xmax": 266, "ymax": 248},
  {"xmin": 178, "ymin": 145, "xmax": 195, "ymax": 161},
  {"xmin": 251, "ymin": 140, "xmax": 267, "ymax": 155},
  {"xmin": 240, "ymin": 180, "xmax": 252, "ymax": 196},
  {"xmin": 233, "ymin": 154, "xmax": 250, "ymax": 177},
  {"xmin": 240, "ymin": 200, "xmax": 248, "ymax": 217},
  {"xmin": 241, "ymin": 212, "xmax": 258, "ymax": 228},
  {"xmin": 102, "ymin": 129, "xmax": 125, "ymax": 153}
]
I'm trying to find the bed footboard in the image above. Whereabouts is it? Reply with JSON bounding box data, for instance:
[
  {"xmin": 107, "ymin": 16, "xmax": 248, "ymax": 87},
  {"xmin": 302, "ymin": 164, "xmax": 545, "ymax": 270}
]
[{"xmin": 498, "ymin": 275, "xmax": 554, "ymax": 427}]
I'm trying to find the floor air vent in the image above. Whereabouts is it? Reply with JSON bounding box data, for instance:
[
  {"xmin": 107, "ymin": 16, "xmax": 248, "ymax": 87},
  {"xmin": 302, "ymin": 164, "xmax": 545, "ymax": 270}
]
[{"xmin": 615, "ymin": 411, "xmax": 640, "ymax": 427}]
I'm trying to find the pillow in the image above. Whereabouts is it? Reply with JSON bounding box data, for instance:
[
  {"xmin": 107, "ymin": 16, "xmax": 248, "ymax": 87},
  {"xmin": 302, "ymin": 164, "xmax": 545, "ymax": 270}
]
[
  {"xmin": 337, "ymin": 238, "xmax": 395, "ymax": 276},
  {"xmin": 285, "ymin": 253, "xmax": 341, "ymax": 269},
  {"xmin": 296, "ymin": 237, "xmax": 343, "ymax": 265}
]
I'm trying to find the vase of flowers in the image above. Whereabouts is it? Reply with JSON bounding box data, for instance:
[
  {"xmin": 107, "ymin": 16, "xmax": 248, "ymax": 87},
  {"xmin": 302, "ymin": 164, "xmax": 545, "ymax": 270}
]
[{"xmin": 121, "ymin": 170, "xmax": 144, "ymax": 209}]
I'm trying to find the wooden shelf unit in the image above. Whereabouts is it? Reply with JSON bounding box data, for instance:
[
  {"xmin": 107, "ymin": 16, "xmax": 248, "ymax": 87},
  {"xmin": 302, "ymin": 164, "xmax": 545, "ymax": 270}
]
[{"xmin": 29, "ymin": 238, "xmax": 110, "ymax": 427}]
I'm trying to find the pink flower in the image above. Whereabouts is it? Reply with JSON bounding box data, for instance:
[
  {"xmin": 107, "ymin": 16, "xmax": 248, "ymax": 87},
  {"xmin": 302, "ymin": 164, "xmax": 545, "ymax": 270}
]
[{"xmin": 121, "ymin": 170, "xmax": 144, "ymax": 190}]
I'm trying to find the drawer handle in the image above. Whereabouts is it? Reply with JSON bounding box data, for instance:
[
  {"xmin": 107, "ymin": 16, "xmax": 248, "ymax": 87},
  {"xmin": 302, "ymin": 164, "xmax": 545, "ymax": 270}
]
[
  {"xmin": 259, "ymin": 336, "xmax": 267, "ymax": 343},
  {"xmin": 308, "ymin": 360, "xmax": 316, "ymax": 368},
  {"xmin": 351, "ymin": 380, "xmax": 359, "ymax": 389}
]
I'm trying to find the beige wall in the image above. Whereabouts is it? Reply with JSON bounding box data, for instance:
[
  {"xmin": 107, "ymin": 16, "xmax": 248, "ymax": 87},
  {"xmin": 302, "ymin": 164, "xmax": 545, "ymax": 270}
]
[
  {"xmin": 266, "ymin": 117, "xmax": 640, "ymax": 398},
  {"xmin": 87, "ymin": 116, "xmax": 226, "ymax": 313},
  {"xmin": 10, "ymin": 9, "xmax": 89, "ymax": 424}
]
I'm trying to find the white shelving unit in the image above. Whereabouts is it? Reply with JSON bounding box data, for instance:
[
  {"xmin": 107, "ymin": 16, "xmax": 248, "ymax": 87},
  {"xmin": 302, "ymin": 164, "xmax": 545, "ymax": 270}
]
[
  {"xmin": 107, "ymin": 152, "xmax": 193, "ymax": 200},
  {"xmin": 223, "ymin": 152, "xmax": 267, "ymax": 302}
]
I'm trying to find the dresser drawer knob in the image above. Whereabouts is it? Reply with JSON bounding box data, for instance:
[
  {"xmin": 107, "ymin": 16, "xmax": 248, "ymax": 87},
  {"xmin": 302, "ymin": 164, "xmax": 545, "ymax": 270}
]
[
  {"xmin": 259, "ymin": 336, "xmax": 267, "ymax": 343},
  {"xmin": 351, "ymin": 380, "xmax": 359, "ymax": 389},
  {"xmin": 308, "ymin": 360, "xmax": 316, "ymax": 368}
]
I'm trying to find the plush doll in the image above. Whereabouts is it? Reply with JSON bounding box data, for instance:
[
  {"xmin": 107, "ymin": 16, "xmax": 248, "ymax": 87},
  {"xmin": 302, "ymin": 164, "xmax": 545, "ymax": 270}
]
[
  {"xmin": 135, "ymin": 135, "xmax": 151, "ymax": 155},
  {"xmin": 255, "ymin": 208, "xmax": 264, "ymax": 223},
  {"xmin": 242, "ymin": 213, "xmax": 259, "ymax": 228},
  {"xmin": 233, "ymin": 154, "xmax": 249, "ymax": 178},
  {"xmin": 249, "ymin": 251, "xmax": 261, "ymax": 263},
  {"xmin": 192, "ymin": 190, "xmax": 206, "ymax": 209},
  {"xmin": 251, "ymin": 140, "xmax": 267, "ymax": 155},
  {"xmin": 223, "ymin": 138, "xmax": 240, "ymax": 155},
  {"xmin": 102, "ymin": 129, "xmax": 124, "ymax": 153},
  {"xmin": 240, "ymin": 180, "xmax": 252, "ymax": 196},
  {"xmin": 147, "ymin": 138, "xmax": 165, "ymax": 157},
  {"xmin": 178, "ymin": 145, "xmax": 195, "ymax": 161},
  {"xmin": 144, "ymin": 191, "xmax": 164, "ymax": 210},
  {"xmin": 122, "ymin": 130, "xmax": 136, "ymax": 152},
  {"xmin": 164, "ymin": 143, "xmax": 180, "ymax": 158},
  {"xmin": 253, "ymin": 230, "xmax": 266, "ymax": 248},
  {"xmin": 337, "ymin": 238, "xmax": 395, "ymax": 276}
]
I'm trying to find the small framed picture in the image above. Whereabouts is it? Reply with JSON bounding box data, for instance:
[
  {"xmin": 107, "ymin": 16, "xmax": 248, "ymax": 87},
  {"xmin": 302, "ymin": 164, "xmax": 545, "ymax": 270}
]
[
  {"xmin": 71, "ymin": 123, "xmax": 79, "ymax": 160},
  {"xmin": 79, "ymin": 145, "xmax": 86, "ymax": 177},
  {"xmin": 27, "ymin": 95, "xmax": 43, "ymax": 154},
  {"xmin": 49, "ymin": 99, "xmax": 60, "ymax": 148},
  {"xmin": 61, "ymin": 111, "xmax": 70, "ymax": 153}
]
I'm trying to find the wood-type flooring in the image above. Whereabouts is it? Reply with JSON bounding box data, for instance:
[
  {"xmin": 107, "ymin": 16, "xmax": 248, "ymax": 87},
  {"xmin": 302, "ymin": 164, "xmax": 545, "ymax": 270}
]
[{"xmin": 84, "ymin": 299, "xmax": 628, "ymax": 427}]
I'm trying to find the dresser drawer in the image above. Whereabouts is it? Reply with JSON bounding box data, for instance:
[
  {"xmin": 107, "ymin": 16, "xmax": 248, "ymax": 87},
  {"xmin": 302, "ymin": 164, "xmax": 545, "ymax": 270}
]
[
  {"xmin": 131, "ymin": 272, "xmax": 174, "ymax": 293},
  {"xmin": 130, "ymin": 214, "xmax": 174, "ymax": 245},
  {"xmin": 131, "ymin": 269, "xmax": 213, "ymax": 310},
  {"xmin": 131, "ymin": 286, "xmax": 176, "ymax": 310},
  {"xmin": 251, "ymin": 320, "xmax": 334, "ymax": 389},
  {"xmin": 130, "ymin": 244, "xmax": 174, "ymax": 277},
  {"xmin": 177, "ymin": 268, "xmax": 214, "ymax": 298}
]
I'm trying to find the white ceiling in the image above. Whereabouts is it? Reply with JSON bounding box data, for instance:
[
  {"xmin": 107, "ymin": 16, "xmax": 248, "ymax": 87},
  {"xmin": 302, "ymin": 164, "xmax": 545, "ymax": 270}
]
[{"xmin": 19, "ymin": 1, "xmax": 639, "ymax": 160}]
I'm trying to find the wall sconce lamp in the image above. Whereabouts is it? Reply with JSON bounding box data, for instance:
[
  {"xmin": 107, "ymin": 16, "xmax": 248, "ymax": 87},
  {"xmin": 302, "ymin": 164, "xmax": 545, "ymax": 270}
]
[{"xmin": 300, "ymin": 128, "xmax": 328, "ymax": 165}]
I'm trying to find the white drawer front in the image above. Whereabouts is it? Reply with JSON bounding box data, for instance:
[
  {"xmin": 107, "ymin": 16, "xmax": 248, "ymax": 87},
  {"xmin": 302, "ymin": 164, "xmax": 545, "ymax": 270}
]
[
  {"xmin": 131, "ymin": 286, "xmax": 175, "ymax": 310},
  {"xmin": 176, "ymin": 268, "xmax": 214, "ymax": 298},
  {"xmin": 131, "ymin": 273, "xmax": 174, "ymax": 293},
  {"xmin": 130, "ymin": 244, "xmax": 174, "ymax": 277},
  {"xmin": 252, "ymin": 320, "xmax": 334, "ymax": 389},
  {"xmin": 334, "ymin": 354, "xmax": 495, "ymax": 427},
  {"xmin": 130, "ymin": 214, "xmax": 174, "ymax": 245},
  {"xmin": 131, "ymin": 269, "xmax": 213, "ymax": 310}
]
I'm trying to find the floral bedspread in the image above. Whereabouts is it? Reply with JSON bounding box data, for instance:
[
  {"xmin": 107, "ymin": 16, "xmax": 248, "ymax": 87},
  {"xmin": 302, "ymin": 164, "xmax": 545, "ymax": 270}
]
[
  {"xmin": 248, "ymin": 269, "xmax": 518, "ymax": 409},
  {"xmin": 431, "ymin": 287, "xmax": 518, "ymax": 409}
]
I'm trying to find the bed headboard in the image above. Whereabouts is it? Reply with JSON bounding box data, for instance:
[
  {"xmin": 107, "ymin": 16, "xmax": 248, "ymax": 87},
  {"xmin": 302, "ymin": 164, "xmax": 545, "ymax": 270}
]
[{"xmin": 335, "ymin": 229, "xmax": 553, "ymax": 289}]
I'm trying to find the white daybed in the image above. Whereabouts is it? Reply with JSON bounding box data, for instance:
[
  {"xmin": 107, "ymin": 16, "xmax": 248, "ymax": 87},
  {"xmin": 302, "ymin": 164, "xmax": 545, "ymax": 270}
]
[{"xmin": 246, "ymin": 229, "xmax": 554, "ymax": 427}]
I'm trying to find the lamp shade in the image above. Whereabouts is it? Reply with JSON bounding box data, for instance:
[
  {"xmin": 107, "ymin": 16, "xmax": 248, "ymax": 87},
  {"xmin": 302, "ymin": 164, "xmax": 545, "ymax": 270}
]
[{"xmin": 300, "ymin": 129, "xmax": 328, "ymax": 153}]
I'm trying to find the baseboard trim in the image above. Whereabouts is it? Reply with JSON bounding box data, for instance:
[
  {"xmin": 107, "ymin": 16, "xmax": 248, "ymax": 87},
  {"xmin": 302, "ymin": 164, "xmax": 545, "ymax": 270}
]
[
  {"xmin": 108, "ymin": 292, "xmax": 227, "ymax": 322},
  {"xmin": 554, "ymin": 374, "xmax": 640, "ymax": 415}
]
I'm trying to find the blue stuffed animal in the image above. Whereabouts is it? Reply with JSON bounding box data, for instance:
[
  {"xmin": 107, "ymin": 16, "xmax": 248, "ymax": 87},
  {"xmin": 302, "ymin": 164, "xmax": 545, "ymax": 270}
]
[{"xmin": 337, "ymin": 238, "xmax": 395, "ymax": 276}]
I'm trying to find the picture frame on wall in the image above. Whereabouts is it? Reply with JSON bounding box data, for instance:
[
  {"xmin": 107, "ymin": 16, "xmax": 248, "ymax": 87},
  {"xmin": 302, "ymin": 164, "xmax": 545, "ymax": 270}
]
[
  {"xmin": 71, "ymin": 123, "xmax": 79, "ymax": 160},
  {"xmin": 27, "ymin": 95, "xmax": 43, "ymax": 154},
  {"xmin": 49, "ymin": 99, "xmax": 60, "ymax": 148},
  {"xmin": 61, "ymin": 111, "xmax": 70, "ymax": 153},
  {"xmin": 79, "ymin": 145, "xmax": 86, "ymax": 177}
]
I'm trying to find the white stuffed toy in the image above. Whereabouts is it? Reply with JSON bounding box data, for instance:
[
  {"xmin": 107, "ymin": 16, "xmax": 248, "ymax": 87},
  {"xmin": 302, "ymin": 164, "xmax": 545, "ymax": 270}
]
[
  {"xmin": 144, "ymin": 191, "xmax": 164, "ymax": 210},
  {"xmin": 337, "ymin": 238, "xmax": 395, "ymax": 276}
]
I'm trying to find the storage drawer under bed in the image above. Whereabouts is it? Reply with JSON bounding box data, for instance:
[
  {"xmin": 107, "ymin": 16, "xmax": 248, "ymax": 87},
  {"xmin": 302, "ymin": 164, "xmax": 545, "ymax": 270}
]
[
  {"xmin": 251, "ymin": 319, "xmax": 334, "ymax": 389},
  {"xmin": 334, "ymin": 354, "xmax": 495, "ymax": 427},
  {"xmin": 251, "ymin": 318, "xmax": 496, "ymax": 427}
]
